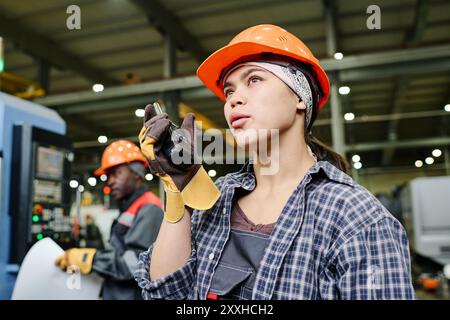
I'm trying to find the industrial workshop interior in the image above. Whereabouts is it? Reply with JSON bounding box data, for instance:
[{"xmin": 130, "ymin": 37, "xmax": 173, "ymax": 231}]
[{"xmin": 1, "ymin": 0, "xmax": 450, "ymax": 303}]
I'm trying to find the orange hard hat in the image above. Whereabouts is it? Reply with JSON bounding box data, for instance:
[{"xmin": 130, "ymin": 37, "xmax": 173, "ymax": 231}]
[
  {"xmin": 418, "ymin": 274, "xmax": 440, "ymax": 291},
  {"xmin": 94, "ymin": 140, "xmax": 147, "ymax": 176},
  {"xmin": 197, "ymin": 24, "xmax": 330, "ymax": 109}
]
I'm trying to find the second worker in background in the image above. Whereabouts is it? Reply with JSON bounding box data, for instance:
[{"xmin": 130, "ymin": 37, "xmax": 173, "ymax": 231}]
[{"xmin": 56, "ymin": 140, "xmax": 163, "ymax": 300}]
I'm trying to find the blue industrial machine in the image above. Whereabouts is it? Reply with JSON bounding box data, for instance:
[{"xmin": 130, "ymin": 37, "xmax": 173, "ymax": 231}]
[{"xmin": 0, "ymin": 92, "xmax": 73, "ymax": 299}]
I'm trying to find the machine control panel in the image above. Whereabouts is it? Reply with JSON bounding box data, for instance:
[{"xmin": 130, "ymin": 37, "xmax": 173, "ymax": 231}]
[{"xmin": 9, "ymin": 125, "xmax": 73, "ymax": 263}]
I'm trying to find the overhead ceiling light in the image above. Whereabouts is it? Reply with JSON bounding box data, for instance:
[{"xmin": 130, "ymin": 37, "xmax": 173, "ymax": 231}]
[
  {"xmin": 87, "ymin": 177, "xmax": 97, "ymax": 187},
  {"xmin": 92, "ymin": 84, "xmax": 104, "ymax": 92},
  {"xmin": 100, "ymin": 174, "xmax": 107, "ymax": 182},
  {"xmin": 352, "ymin": 154, "xmax": 360, "ymax": 163},
  {"xmin": 425, "ymin": 157, "xmax": 434, "ymax": 165},
  {"xmin": 66, "ymin": 152, "xmax": 74, "ymax": 162},
  {"xmin": 444, "ymin": 104, "xmax": 450, "ymax": 112},
  {"xmin": 339, "ymin": 86, "xmax": 350, "ymax": 95},
  {"xmin": 344, "ymin": 112, "xmax": 355, "ymax": 121},
  {"xmin": 432, "ymin": 149, "xmax": 442, "ymax": 157},
  {"xmin": 135, "ymin": 109, "xmax": 145, "ymax": 117},
  {"xmin": 415, "ymin": 160, "xmax": 423, "ymax": 168},
  {"xmin": 208, "ymin": 169, "xmax": 217, "ymax": 177},
  {"xmin": 69, "ymin": 180, "xmax": 79, "ymax": 189},
  {"xmin": 98, "ymin": 135, "xmax": 108, "ymax": 143},
  {"xmin": 334, "ymin": 52, "xmax": 344, "ymax": 60},
  {"xmin": 145, "ymin": 173, "xmax": 153, "ymax": 181},
  {"xmin": 353, "ymin": 162, "xmax": 362, "ymax": 170}
]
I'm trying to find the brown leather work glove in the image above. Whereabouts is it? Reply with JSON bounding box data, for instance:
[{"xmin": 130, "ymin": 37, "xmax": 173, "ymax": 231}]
[{"xmin": 139, "ymin": 104, "xmax": 220, "ymax": 222}]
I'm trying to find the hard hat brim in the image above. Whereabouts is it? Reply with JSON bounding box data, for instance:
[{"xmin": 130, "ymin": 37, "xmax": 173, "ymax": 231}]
[
  {"xmin": 94, "ymin": 159, "xmax": 147, "ymax": 177},
  {"xmin": 94, "ymin": 167, "xmax": 107, "ymax": 177},
  {"xmin": 197, "ymin": 41, "xmax": 330, "ymax": 109}
]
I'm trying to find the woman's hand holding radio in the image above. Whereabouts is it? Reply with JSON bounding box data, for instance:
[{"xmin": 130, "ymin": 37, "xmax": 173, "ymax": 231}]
[{"xmin": 139, "ymin": 103, "xmax": 220, "ymax": 223}]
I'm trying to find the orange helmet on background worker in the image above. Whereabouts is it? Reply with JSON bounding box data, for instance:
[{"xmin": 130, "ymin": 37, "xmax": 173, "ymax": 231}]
[
  {"xmin": 94, "ymin": 140, "xmax": 147, "ymax": 177},
  {"xmin": 197, "ymin": 24, "xmax": 330, "ymax": 109}
]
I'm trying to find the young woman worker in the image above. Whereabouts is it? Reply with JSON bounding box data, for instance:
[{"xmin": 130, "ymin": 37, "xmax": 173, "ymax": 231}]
[{"xmin": 136, "ymin": 25, "xmax": 415, "ymax": 300}]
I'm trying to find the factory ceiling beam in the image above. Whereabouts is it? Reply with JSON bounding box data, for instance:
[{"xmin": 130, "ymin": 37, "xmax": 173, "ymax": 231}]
[
  {"xmin": 324, "ymin": 0, "xmax": 345, "ymax": 155},
  {"xmin": 339, "ymin": 57, "xmax": 450, "ymax": 82},
  {"xmin": 381, "ymin": 0, "xmax": 428, "ymax": 165},
  {"xmin": 35, "ymin": 43, "xmax": 450, "ymax": 108},
  {"xmin": 324, "ymin": 0, "xmax": 339, "ymax": 57},
  {"xmin": 74, "ymin": 136, "xmax": 139, "ymax": 149},
  {"xmin": 356, "ymin": 163, "xmax": 449, "ymax": 176},
  {"xmin": 84, "ymin": 108, "xmax": 450, "ymax": 128},
  {"xmin": 73, "ymin": 134, "xmax": 450, "ymax": 154},
  {"xmin": 130, "ymin": 0, "xmax": 208, "ymax": 63},
  {"xmin": 347, "ymin": 136, "xmax": 450, "ymax": 152},
  {"xmin": 69, "ymin": 101, "xmax": 235, "ymax": 146},
  {"xmin": 405, "ymin": 0, "xmax": 429, "ymax": 46},
  {"xmin": 162, "ymin": 32, "xmax": 180, "ymax": 130},
  {"xmin": 12, "ymin": 18, "xmax": 450, "ymax": 75},
  {"xmin": 36, "ymin": 76, "xmax": 201, "ymax": 106},
  {"xmin": 0, "ymin": 12, "xmax": 116, "ymax": 85},
  {"xmin": 321, "ymin": 44, "xmax": 450, "ymax": 71},
  {"xmin": 3, "ymin": 1, "xmax": 425, "ymax": 58},
  {"xmin": 41, "ymin": 94, "xmax": 450, "ymax": 128},
  {"xmin": 381, "ymin": 77, "xmax": 409, "ymax": 166},
  {"xmin": 36, "ymin": 58, "xmax": 50, "ymax": 93},
  {"xmin": 314, "ymin": 109, "xmax": 450, "ymax": 126},
  {"xmin": 56, "ymin": 95, "xmax": 160, "ymax": 116},
  {"xmin": 66, "ymin": 114, "xmax": 123, "ymax": 138}
]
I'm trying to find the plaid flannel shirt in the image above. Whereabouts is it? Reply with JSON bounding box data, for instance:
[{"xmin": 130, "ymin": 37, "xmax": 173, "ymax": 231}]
[{"xmin": 135, "ymin": 161, "xmax": 415, "ymax": 300}]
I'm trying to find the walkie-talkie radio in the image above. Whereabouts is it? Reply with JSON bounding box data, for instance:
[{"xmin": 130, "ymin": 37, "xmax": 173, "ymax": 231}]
[{"xmin": 152, "ymin": 102, "xmax": 191, "ymax": 168}]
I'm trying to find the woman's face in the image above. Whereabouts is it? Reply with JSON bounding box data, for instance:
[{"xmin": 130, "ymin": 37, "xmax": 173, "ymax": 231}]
[{"xmin": 223, "ymin": 64, "xmax": 306, "ymax": 148}]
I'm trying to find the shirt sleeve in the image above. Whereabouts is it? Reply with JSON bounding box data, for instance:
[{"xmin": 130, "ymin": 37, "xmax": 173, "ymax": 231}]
[
  {"xmin": 323, "ymin": 217, "xmax": 415, "ymax": 300},
  {"xmin": 92, "ymin": 204, "xmax": 163, "ymax": 281},
  {"xmin": 134, "ymin": 243, "xmax": 197, "ymax": 300}
]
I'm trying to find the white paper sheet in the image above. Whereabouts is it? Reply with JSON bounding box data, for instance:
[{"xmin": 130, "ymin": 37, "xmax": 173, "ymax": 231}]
[{"xmin": 12, "ymin": 238, "xmax": 103, "ymax": 300}]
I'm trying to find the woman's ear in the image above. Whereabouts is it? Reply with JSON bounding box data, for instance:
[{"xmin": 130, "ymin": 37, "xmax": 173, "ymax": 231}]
[{"xmin": 296, "ymin": 100, "xmax": 306, "ymax": 111}]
